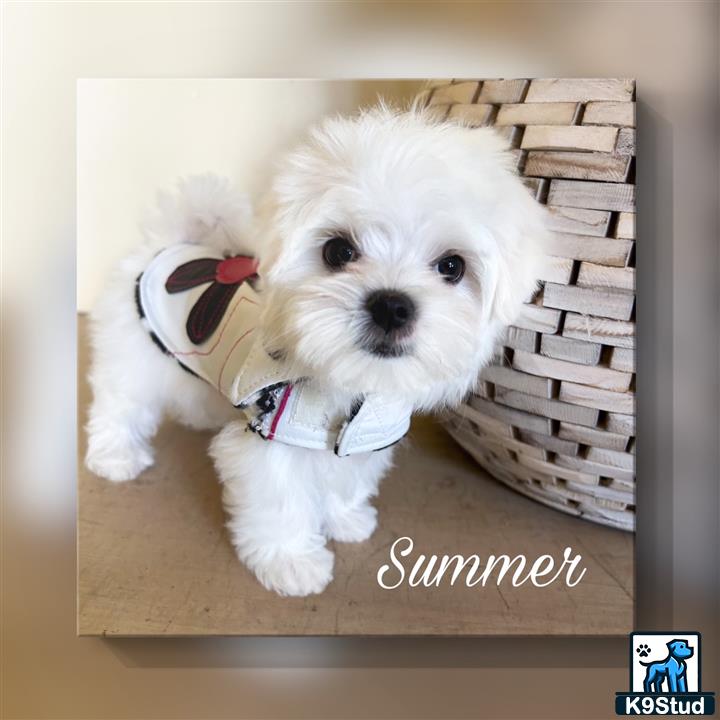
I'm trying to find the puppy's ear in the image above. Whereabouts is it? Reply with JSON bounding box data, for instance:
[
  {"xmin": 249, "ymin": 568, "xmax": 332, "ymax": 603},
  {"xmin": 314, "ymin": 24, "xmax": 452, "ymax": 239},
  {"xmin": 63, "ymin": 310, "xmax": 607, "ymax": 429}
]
[
  {"xmin": 253, "ymin": 167, "xmax": 324, "ymax": 286},
  {"xmin": 257, "ymin": 223, "xmax": 309, "ymax": 286},
  {"xmin": 450, "ymin": 126, "xmax": 550, "ymax": 329},
  {"xmin": 482, "ymin": 211, "xmax": 550, "ymax": 329},
  {"xmin": 252, "ymin": 193, "xmax": 301, "ymax": 286}
]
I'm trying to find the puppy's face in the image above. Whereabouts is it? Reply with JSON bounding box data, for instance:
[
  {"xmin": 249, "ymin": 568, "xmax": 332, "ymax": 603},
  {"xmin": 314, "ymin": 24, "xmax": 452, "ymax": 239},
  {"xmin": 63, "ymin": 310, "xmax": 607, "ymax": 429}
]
[{"xmin": 259, "ymin": 108, "xmax": 548, "ymax": 409}]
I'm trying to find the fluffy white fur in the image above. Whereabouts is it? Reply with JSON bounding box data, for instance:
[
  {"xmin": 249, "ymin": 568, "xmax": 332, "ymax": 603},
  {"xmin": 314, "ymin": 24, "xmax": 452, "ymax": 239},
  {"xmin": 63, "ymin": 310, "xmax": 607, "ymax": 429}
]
[{"xmin": 85, "ymin": 107, "xmax": 549, "ymax": 597}]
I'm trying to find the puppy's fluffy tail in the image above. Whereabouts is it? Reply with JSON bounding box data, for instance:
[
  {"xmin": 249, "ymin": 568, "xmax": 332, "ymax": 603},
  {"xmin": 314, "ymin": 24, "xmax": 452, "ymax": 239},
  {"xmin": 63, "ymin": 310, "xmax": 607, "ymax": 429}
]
[{"xmin": 141, "ymin": 174, "xmax": 253, "ymax": 256}]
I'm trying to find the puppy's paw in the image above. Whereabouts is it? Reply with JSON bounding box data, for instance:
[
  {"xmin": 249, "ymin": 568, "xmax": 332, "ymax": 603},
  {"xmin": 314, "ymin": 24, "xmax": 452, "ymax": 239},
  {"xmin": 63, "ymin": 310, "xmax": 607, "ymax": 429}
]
[
  {"xmin": 249, "ymin": 545, "xmax": 335, "ymax": 597},
  {"xmin": 85, "ymin": 442, "xmax": 154, "ymax": 482},
  {"xmin": 325, "ymin": 502, "xmax": 378, "ymax": 543}
]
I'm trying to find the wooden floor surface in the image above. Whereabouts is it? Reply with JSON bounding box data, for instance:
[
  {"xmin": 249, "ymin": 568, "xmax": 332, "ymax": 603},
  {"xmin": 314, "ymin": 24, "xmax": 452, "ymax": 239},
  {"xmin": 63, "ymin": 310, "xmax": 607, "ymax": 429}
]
[{"xmin": 77, "ymin": 316, "xmax": 633, "ymax": 636}]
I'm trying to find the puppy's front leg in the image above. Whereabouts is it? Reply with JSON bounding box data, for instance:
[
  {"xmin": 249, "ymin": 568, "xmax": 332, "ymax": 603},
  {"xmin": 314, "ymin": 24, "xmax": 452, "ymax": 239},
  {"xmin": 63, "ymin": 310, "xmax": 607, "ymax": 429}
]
[
  {"xmin": 322, "ymin": 449, "xmax": 393, "ymax": 543},
  {"xmin": 210, "ymin": 421, "xmax": 334, "ymax": 597}
]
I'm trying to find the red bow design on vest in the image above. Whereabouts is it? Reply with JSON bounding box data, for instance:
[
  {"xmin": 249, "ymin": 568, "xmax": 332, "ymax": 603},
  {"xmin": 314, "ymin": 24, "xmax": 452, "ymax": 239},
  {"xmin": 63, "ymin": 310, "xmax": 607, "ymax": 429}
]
[{"xmin": 165, "ymin": 255, "xmax": 259, "ymax": 345}]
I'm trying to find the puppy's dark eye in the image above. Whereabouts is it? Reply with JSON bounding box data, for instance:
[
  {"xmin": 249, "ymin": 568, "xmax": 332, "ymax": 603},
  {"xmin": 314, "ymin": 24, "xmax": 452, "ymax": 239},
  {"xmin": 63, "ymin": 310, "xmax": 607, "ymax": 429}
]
[
  {"xmin": 436, "ymin": 254, "xmax": 465, "ymax": 284},
  {"xmin": 322, "ymin": 236, "xmax": 358, "ymax": 270}
]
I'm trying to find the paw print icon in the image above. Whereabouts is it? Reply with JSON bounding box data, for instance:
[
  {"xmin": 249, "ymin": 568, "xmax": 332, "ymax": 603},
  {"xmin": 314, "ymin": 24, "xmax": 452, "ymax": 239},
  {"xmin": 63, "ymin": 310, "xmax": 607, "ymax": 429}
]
[{"xmin": 636, "ymin": 643, "xmax": 651, "ymax": 658}]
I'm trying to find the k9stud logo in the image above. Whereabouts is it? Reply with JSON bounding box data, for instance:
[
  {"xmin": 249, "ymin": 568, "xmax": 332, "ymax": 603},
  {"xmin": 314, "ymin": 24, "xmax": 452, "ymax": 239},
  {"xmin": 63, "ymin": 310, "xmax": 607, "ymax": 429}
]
[{"xmin": 616, "ymin": 632, "xmax": 715, "ymax": 715}]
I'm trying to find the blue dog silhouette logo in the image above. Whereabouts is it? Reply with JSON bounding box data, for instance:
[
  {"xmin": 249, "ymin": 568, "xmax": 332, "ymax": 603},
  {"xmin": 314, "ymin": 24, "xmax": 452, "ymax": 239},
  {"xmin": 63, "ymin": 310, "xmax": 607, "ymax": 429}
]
[
  {"xmin": 615, "ymin": 632, "xmax": 715, "ymax": 715},
  {"xmin": 639, "ymin": 638, "xmax": 693, "ymax": 693}
]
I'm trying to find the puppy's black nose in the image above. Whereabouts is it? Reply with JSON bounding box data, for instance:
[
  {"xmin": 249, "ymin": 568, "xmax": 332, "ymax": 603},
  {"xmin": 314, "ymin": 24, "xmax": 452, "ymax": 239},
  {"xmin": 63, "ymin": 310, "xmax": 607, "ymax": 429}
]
[{"xmin": 366, "ymin": 290, "xmax": 416, "ymax": 333}]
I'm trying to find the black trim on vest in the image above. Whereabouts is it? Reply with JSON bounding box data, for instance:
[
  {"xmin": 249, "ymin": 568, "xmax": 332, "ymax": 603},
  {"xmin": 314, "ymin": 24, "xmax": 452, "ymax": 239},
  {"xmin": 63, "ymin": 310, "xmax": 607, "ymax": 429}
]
[
  {"xmin": 149, "ymin": 330, "xmax": 170, "ymax": 355},
  {"xmin": 333, "ymin": 397, "xmax": 366, "ymax": 456},
  {"xmin": 136, "ymin": 278, "xmax": 200, "ymax": 379},
  {"xmin": 134, "ymin": 274, "xmax": 145, "ymax": 319}
]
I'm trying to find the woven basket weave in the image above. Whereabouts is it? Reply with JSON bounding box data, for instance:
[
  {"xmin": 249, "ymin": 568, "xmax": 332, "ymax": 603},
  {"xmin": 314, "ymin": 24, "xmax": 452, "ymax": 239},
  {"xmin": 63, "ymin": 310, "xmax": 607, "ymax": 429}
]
[{"xmin": 421, "ymin": 78, "xmax": 636, "ymax": 532}]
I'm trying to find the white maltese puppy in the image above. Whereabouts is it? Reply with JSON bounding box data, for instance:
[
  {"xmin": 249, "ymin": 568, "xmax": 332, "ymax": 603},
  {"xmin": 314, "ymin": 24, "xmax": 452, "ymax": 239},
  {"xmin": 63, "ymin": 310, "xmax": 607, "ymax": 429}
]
[{"xmin": 85, "ymin": 107, "xmax": 548, "ymax": 596}]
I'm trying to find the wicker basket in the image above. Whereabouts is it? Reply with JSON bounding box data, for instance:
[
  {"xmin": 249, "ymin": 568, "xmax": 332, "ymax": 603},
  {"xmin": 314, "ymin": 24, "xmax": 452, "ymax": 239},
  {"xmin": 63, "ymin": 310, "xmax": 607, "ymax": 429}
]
[{"xmin": 421, "ymin": 79, "xmax": 636, "ymax": 531}]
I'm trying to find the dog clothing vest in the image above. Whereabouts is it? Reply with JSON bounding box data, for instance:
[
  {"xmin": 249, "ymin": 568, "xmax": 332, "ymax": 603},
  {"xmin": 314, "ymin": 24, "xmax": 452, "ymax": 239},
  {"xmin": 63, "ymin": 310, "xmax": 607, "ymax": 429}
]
[{"xmin": 136, "ymin": 244, "xmax": 412, "ymax": 456}]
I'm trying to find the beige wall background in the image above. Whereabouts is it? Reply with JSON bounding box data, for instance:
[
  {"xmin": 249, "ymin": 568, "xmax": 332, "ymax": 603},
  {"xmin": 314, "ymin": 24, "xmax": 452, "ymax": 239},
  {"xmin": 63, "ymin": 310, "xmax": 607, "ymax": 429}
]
[{"xmin": 78, "ymin": 79, "xmax": 422, "ymax": 310}]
